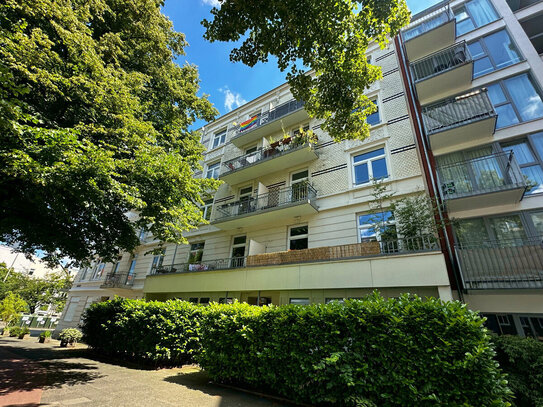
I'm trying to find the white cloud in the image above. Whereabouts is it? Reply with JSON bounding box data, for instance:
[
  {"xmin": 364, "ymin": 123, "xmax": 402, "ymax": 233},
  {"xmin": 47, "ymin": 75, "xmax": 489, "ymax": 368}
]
[
  {"xmin": 202, "ymin": 0, "xmax": 220, "ymax": 7},
  {"xmin": 219, "ymin": 86, "xmax": 247, "ymax": 112}
]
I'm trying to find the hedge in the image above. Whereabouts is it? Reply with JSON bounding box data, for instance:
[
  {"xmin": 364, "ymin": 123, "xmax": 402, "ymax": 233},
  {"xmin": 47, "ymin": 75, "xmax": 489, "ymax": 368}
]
[
  {"xmin": 82, "ymin": 295, "xmax": 512, "ymax": 406},
  {"xmin": 493, "ymin": 334, "xmax": 543, "ymax": 407}
]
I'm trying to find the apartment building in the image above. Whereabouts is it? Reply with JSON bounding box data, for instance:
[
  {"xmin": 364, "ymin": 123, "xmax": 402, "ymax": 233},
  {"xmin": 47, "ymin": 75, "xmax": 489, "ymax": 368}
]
[
  {"xmin": 55, "ymin": 39, "xmax": 454, "ymax": 331},
  {"xmin": 398, "ymin": 0, "xmax": 543, "ymax": 337}
]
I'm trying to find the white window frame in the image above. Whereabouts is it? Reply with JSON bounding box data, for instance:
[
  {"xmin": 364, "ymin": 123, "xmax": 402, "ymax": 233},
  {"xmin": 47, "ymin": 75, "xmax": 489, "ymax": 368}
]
[
  {"xmin": 149, "ymin": 249, "xmax": 166, "ymax": 273},
  {"xmin": 366, "ymin": 97, "xmax": 381, "ymax": 126},
  {"xmin": 188, "ymin": 242, "xmax": 205, "ymax": 264},
  {"xmin": 288, "ymin": 224, "xmax": 309, "ymax": 250},
  {"xmin": 206, "ymin": 162, "xmax": 220, "ymax": 179},
  {"xmin": 202, "ymin": 199, "xmax": 213, "ymax": 221},
  {"xmin": 211, "ymin": 129, "xmax": 227, "ymax": 149},
  {"xmin": 91, "ymin": 262, "xmax": 105, "ymax": 280},
  {"xmin": 351, "ymin": 146, "xmax": 389, "ymax": 187},
  {"xmin": 357, "ymin": 210, "xmax": 396, "ymax": 243}
]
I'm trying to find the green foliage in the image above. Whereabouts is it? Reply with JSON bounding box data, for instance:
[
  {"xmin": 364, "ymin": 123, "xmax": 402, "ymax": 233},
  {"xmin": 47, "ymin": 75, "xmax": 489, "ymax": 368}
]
[
  {"xmin": 390, "ymin": 194, "xmax": 438, "ymax": 238},
  {"xmin": 202, "ymin": 0, "xmax": 410, "ymax": 143},
  {"xmin": 0, "ymin": 0, "xmax": 219, "ymax": 263},
  {"xmin": 59, "ymin": 327, "xmax": 82, "ymax": 343},
  {"xmin": 18, "ymin": 326, "xmax": 30, "ymax": 336},
  {"xmin": 9, "ymin": 326, "xmax": 21, "ymax": 337},
  {"xmin": 39, "ymin": 330, "xmax": 52, "ymax": 339},
  {"xmin": 81, "ymin": 297, "xmax": 205, "ymax": 365},
  {"xmin": 493, "ymin": 334, "xmax": 543, "ymax": 407},
  {"xmin": 0, "ymin": 291, "xmax": 28, "ymax": 326}
]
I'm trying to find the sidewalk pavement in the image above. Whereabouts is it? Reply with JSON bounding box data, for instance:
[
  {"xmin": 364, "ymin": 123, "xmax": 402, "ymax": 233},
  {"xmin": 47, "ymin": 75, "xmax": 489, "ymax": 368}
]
[{"xmin": 0, "ymin": 336, "xmax": 290, "ymax": 407}]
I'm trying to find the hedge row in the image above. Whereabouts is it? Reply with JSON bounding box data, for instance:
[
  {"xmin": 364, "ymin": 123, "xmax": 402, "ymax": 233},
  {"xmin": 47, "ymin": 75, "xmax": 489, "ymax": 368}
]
[{"xmin": 82, "ymin": 295, "xmax": 512, "ymax": 406}]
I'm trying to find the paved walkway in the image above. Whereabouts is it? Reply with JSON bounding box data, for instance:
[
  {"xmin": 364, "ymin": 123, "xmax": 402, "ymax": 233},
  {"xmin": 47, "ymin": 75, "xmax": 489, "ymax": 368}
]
[{"xmin": 0, "ymin": 337, "xmax": 290, "ymax": 407}]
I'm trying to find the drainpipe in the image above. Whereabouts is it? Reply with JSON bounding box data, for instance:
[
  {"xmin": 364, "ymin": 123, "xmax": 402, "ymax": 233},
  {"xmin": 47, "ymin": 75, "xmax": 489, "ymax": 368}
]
[{"xmin": 394, "ymin": 35, "xmax": 464, "ymax": 302}]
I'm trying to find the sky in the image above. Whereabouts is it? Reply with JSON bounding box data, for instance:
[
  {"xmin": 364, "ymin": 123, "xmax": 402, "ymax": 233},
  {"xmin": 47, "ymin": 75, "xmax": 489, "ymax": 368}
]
[{"xmin": 162, "ymin": 0, "xmax": 442, "ymax": 127}]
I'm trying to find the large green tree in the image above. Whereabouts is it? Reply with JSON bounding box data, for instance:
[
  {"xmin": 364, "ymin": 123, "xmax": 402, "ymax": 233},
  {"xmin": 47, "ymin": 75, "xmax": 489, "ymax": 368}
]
[
  {"xmin": 0, "ymin": 0, "xmax": 218, "ymax": 263},
  {"xmin": 202, "ymin": 0, "xmax": 410, "ymax": 143}
]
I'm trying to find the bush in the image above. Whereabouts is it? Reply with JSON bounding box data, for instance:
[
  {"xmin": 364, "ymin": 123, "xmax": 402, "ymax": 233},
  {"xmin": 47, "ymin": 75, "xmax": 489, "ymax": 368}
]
[
  {"xmin": 8, "ymin": 326, "xmax": 21, "ymax": 337},
  {"xmin": 39, "ymin": 330, "xmax": 52, "ymax": 339},
  {"xmin": 19, "ymin": 327, "xmax": 30, "ymax": 335},
  {"xmin": 198, "ymin": 294, "xmax": 511, "ymax": 406},
  {"xmin": 493, "ymin": 334, "xmax": 543, "ymax": 407},
  {"xmin": 81, "ymin": 298, "xmax": 205, "ymax": 366},
  {"xmin": 59, "ymin": 328, "xmax": 82, "ymax": 344}
]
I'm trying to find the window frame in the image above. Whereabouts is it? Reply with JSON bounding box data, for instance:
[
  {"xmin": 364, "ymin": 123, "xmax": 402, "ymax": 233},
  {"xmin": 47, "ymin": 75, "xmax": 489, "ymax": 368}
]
[
  {"xmin": 202, "ymin": 199, "xmax": 214, "ymax": 221},
  {"xmin": 188, "ymin": 242, "xmax": 205, "ymax": 264},
  {"xmin": 288, "ymin": 224, "xmax": 309, "ymax": 251},
  {"xmin": 500, "ymin": 133, "xmax": 543, "ymax": 195},
  {"xmin": 149, "ymin": 249, "xmax": 166, "ymax": 273},
  {"xmin": 357, "ymin": 210, "xmax": 397, "ymax": 243},
  {"xmin": 211, "ymin": 129, "xmax": 227, "ymax": 149},
  {"xmin": 351, "ymin": 147, "xmax": 389, "ymax": 186},
  {"xmin": 289, "ymin": 298, "xmax": 310, "ymax": 305},
  {"xmin": 453, "ymin": 0, "xmax": 499, "ymax": 37},
  {"xmin": 205, "ymin": 162, "xmax": 221, "ymax": 179},
  {"xmin": 366, "ymin": 98, "xmax": 381, "ymax": 126}
]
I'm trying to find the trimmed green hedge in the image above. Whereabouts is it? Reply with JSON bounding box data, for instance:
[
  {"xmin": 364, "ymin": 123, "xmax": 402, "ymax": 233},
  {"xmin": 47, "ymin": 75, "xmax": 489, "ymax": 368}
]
[
  {"xmin": 493, "ymin": 334, "xmax": 543, "ymax": 407},
  {"xmin": 81, "ymin": 298, "xmax": 205, "ymax": 365},
  {"xmin": 82, "ymin": 295, "xmax": 512, "ymax": 405}
]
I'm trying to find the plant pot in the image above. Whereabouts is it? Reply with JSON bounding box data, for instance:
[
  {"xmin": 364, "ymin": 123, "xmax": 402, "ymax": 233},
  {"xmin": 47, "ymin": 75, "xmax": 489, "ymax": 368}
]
[
  {"xmin": 60, "ymin": 339, "xmax": 68, "ymax": 347},
  {"xmin": 39, "ymin": 337, "xmax": 50, "ymax": 343},
  {"xmin": 18, "ymin": 333, "xmax": 30, "ymax": 339},
  {"xmin": 60, "ymin": 340, "xmax": 76, "ymax": 348}
]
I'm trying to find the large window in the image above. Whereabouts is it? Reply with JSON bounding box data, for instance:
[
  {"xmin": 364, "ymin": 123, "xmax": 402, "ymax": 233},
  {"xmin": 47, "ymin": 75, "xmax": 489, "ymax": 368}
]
[
  {"xmin": 150, "ymin": 249, "xmax": 165, "ymax": 272},
  {"xmin": 188, "ymin": 242, "xmax": 205, "ymax": 264},
  {"xmin": 507, "ymin": 0, "xmax": 541, "ymax": 12},
  {"xmin": 366, "ymin": 99, "xmax": 381, "ymax": 126},
  {"xmin": 358, "ymin": 211, "xmax": 397, "ymax": 242},
  {"xmin": 206, "ymin": 162, "xmax": 220, "ymax": 179},
  {"xmin": 289, "ymin": 225, "xmax": 308, "ymax": 250},
  {"xmin": 487, "ymin": 74, "xmax": 543, "ymax": 129},
  {"xmin": 454, "ymin": 0, "xmax": 499, "ymax": 36},
  {"xmin": 127, "ymin": 255, "xmax": 137, "ymax": 284},
  {"xmin": 501, "ymin": 133, "xmax": 543, "ymax": 194},
  {"xmin": 91, "ymin": 263, "xmax": 105, "ymax": 280},
  {"xmin": 468, "ymin": 30, "xmax": 522, "ymax": 78},
  {"xmin": 211, "ymin": 130, "xmax": 226, "ymax": 149},
  {"xmin": 352, "ymin": 148, "xmax": 388, "ymax": 185},
  {"xmin": 520, "ymin": 13, "xmax": 543, "ymax": 55}
]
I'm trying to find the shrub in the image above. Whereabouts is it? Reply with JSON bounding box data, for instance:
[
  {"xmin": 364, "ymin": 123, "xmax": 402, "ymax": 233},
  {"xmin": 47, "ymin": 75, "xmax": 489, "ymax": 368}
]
[
  {"xmin": 9, "ymin": 326, "xmax": 21, "ymax": 337},
  {"xmin": 81, "ymin": 297, "xmax": 205, "ymax": 365},
  {"xmin": 19, "ymin": 327, "xmax": 30, "ymax": 335},
  {"xmin": 198, "ymin": 294, "xmax": 511, "ymax": 406},
  {"xmin": 493, "ymin": 334, "xmax": 543, "ymax": 407},
  {"xmin": 59, "ymin": 328, "xmax": 82, "ymax": 344},
  {"xmin": 39, "ymin": 330, "xmax": 52, "ymax": 339}
]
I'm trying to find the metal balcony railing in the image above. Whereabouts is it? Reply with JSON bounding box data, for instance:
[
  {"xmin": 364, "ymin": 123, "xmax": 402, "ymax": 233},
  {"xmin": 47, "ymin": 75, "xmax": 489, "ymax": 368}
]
[
  {"xmin": 422, "ymin": 89, "xmax": 496, "ymax": 136},
  {"xmin": 101, "ymin": 272, "xmax": 135, "ymax": 288},
  {"xmin": 411, "ymin": 42, "xmax": 471, "ymax": 82},
  {"xmin": 233, "ymin": 99, "xmax": 305, "ymax": 138},
  {"xmin": 402, "ymin": 5, "xmax": 453, "ymax": 42},
  {"xmin": 214, "ymin": 184, "xmax": 318, "ymax": 221},
  {"xmin": 221, "ymin": 138, "xmax": 315, "ymax": 175},
  {"xmin": 456, "ymin": 235, "xmax": 543, "ymax": 289},
  {"xmin": 150, "ymin": 234, "xmax": 440, "ymax": 275},
  {"xmin": 438, "ymin": 152, "xmax": 527, "ymax": 200}
]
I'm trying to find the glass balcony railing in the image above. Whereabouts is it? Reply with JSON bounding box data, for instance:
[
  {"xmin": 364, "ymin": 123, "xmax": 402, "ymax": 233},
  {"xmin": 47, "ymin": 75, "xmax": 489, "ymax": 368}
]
[
  {"xmin": 150, "ymin": 235, "xmax": 440, "ymax": 275},
  {"xmin": 422, "ymin": 89, "xmax": 496, "ymax": 136},
  {"xmin": 410, "ymin": 42, "xmax": 471, "ymax": 82},
  {"xmin": 101, "ymin": 272, "xmax": 135, "ymax": 288},
  {"xmin": 402, "ymin": 5, "xmax": 453, "ymax": 42},
  {"xmin": 214, "ymin": 183, "xmax": 317, "ymax": 222},
  {"xmin": 456, "ymin": 235, "xmax": 543, "ymax": 289},
  {"xmin": 221, "ymin": 137, "xmax": 315, "ymax": 176},
  {"xmin": 233, "ymin": 99, "xmax": 304, "ymax": 138},
  {"xmin": 437, "ymin": 152, "xmax": 527, "ymax": 200}
]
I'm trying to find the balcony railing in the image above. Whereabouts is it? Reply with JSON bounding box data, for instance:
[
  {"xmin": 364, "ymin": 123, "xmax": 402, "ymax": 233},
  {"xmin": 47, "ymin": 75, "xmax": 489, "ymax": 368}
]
[
  {"xmin": 233, "ymin": 99, "xmax": 305, "ymax": 138},
  {"xmin": 402, "ymin": 5, "xmax": 453, "ymax": 42},
  {"xmin": 221, "ymin": 138, "xmax": 314, "ymax": 176},
  {"xmin": 100, "ymin": 272, "xmax": 135, "ymax": 288},
  {"xmin": 411, "ymin": 42, "xmax": 471, "ymax": 82},
  {"xmin": 456, "ymin": 236, "xmax": 543, "ymax": 290},
  {"xmin": 422, "ymin": 89, "xmax": 496, "ymax": 136},
  {"xmin": 214, "ymin": 183, "xmax": 317, "ymax": 222},
  {"xmin": 437, "ymin": 152, "xmax": 527, "ymax": 200},
  {"xmin": 150, "ymin": 235, "xmax": 440, "ymax": 275}
]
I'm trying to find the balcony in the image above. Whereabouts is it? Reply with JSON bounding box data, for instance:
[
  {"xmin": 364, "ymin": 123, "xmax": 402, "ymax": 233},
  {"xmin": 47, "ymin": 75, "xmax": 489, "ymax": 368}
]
[
  {"xmin": 411, "ymin": 42, "xmax": 473, "ymax": 104},
  {"xmin": 100, "ymin": 272, "xmax": 135, "ymax": 289},
  {"xmin": 212, "ymin": 184, "xmax": 318, "ymax": 229},
  {"xmin": 402, "ymin": 6, "xmax": 456, "ymax": 61},
  {"xmin": 220, "ymin": 139, "xmax": 318, "ymax": 185},
  {"xmin": 456, "ymin": 236, "xmax": 543, "ymax": 290},
  {"xmin": 422, "ymin": 90, "xmax": 497, "ymax": 154},
  {"xmin": 144, "ymin": 235, "xmax": 448, "ymax": 294},
  {"xmin": 438, "ymin": 152, "xmax": 527, "ymax": 212},
  {"xmin": 231, "ymin": 99, "xmax": 308, "ymax": 148}
]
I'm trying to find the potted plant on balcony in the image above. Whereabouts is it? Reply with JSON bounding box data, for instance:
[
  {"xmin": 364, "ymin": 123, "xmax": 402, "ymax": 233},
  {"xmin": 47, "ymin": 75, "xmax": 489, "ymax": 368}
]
[
  {"xmin": 18, "ymin": 326, "xmax": 30, "ymax": 339},
  {"xmin": 8, "ymin": 326, "xmax": 21, "ymax": 337},
  {"xmin": 59, "ymin": 328, "xmax": 83, "ymax": 347},
  {"xmin": 39, "ymin": 330, "xmax": 52, "ymax": 343}
]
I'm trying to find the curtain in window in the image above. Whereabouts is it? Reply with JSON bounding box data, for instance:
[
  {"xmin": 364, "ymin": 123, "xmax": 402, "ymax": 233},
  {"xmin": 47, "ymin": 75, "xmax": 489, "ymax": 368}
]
[
  {"xmin": 504, "ymin": 74, "xmax": 543, "ymax": 122},
  {"xmin": 466, "ymin": 0, "xmax": 498, "ymax": 27}
]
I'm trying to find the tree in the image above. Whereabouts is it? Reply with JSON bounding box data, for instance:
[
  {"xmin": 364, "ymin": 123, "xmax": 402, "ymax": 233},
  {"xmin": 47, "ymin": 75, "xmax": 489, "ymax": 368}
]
[
  {"xmin": 202, "ymin": 0, "xmax": 410, "ymax": 143},
  {"xmin": 0, "ymin": 292, "xmax": 27, "ymax": 326},
  {"xmin": 0, "ymin": 0, "xmax": 219, "ymax": 264}
]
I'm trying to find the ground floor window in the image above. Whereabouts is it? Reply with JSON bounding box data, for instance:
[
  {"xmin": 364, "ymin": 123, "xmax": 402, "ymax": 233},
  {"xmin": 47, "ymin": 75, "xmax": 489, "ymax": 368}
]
[
  {"xmin": 483, "ymin": 313, "xmax": 543, "ymax": 340},
  {"xmin": 289, "ymin": 298, "xmax": 310, "ymax": 305}
]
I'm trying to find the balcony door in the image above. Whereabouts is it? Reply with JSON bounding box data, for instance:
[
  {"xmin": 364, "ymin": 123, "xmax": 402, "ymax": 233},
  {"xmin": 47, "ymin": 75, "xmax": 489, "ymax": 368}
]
[
  {"xmin": 231, "ymin": 235, "xmax": 247, "ymax": 268},
  {"xmin": 290, "ymin": 170, "xmax": 309, "ymax": 202},
  {"xmin": 238, "ymin": 186, "xmax": 253, "ymax": 215}
]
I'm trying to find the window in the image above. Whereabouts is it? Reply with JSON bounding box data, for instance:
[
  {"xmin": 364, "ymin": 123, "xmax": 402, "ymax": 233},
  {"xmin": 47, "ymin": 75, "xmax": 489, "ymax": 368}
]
[
  {"xmin": 138, "ymin": 228, "xmax": 148, "ymax": 242},
  {"xmin": 80, "ymin": 267, "xmax": 88, "ymax": 281},
  {"xmin": 112, "ymin": 261, "xmax": 120, "ymax": 275},
  {"xmin": 238, "ymin": 186, "xmax": 254, "ymax": 214},
  {"xmin": 92, "ymin": 263, "xmax": 105, "ymax": 279},
  {"xmin": 352, "ymin": 148, "xmax": 388, "ymax": 185},
  {"xmin": 289, "ymin": 225, "xmax": 308, "ymax": 250},
  {"xmin": 206, "ymin": 162, "xmax": 220, "ymax": 179},
  {"xmin": 188, "ymin": 242, "xmax": 204, "ymax": 264},
  {"xmin": 202, "ymin": 199, "xmax": 213, "ymax": 221},
  {"xmin": 468, "ymin": 30, "xmax": 522, "ymax": 78},
  {"xmin": 219, "ymin": 297, "xmax": 234, "ymax": 304},
  {"xmin": 520, "ymin": 13, "xmax": 543, "ymax": 55},
  {"xmin": 188, "ymin": 297, "xmax": 198, "ymax": 304},
  {"xmin": 325, "ymin": 298, "xmax": 345, "ymax": 304},
  {"xmin": 63, "ymin": 297, "xmax": 80, "ymax": 322},
  {"xmin": 289, "ymin": 298, "xmax": 310, "ymax": 305},
  {"xmin": 151, "ymin": 249, "xmax": 165, "ymax": 272},
  {"xmin": 501, "ymin": 134, "xmax": 543, "ymax": 194},
  {"xmin": 366, "ymin": 99, "xmax": 380, "ymax": 126},
  {"xmin": 529, "ymin": 211, "xmax": 543, "ymax": 235},
  {"xmin": 507, "ymin": 0, "xmax": 541, "ymax": 12},
  {"xmin": 126, "ymin": 255, "xmax": 137, "ymax": 284},
  {"xmin": 358, "ymin": 211, "xmax": 397, "ymax": 242},
  {"xmin": 199, "ymin": 297, "xmax": 210, "ymax": 305},
  {"xmin": 454, "ymin": 0, "xmax": 498, "ymax": 36},
  {"xmin": 487, "ymin": 74, "xmax": 543, "ymax": 129},
  {"xmin": 211, "ymin": 130, "xmax": 226, "ymax": 149},
  {"xmin": 245, "ymin": 146, "xmax": 258, "ymax": 154},
  {"xmin": 231, "ymin": 235, "xmax": 246, "ymax": 267}
]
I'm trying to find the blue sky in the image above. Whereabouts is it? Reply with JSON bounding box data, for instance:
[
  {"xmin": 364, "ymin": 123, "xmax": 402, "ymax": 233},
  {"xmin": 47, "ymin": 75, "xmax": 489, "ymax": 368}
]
[{"xmin": 162, "ymin": 0, "xmax": 441, "ymax": 126}]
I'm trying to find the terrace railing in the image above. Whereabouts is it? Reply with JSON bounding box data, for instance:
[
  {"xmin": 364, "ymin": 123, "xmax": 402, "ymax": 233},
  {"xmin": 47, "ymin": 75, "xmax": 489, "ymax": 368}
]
[
  {"xmin": 421, "ymin": 89, "xmax": 496, "ymax": 136},
  {"xmin": 456, "ymin": 235, "xmax": 543, "ymax": 289},
  {"xmin": 101, "ymin": 272, "xmax": 135, "ymax": 288},
  {"xmin": 402, "ymin": 5, "xmax": 453, "ymax": 42},
  {"xmin": 410, "ymin": 41, "xmax": 471, "ymax": 82}
]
